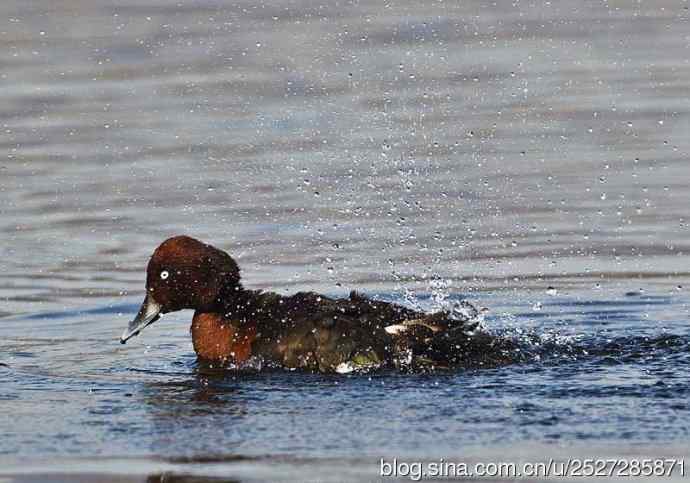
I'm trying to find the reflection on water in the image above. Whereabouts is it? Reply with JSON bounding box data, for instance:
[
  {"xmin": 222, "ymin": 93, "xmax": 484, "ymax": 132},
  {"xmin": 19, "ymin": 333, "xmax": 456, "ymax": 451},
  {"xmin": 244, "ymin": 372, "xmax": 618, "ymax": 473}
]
[
  {"xmin": 2, "ymin": 0, "xmax": 690, "ymax": 480},
  {"xmin": 146, "ymin": 474, "xmax": 240, "ymax": 483}
]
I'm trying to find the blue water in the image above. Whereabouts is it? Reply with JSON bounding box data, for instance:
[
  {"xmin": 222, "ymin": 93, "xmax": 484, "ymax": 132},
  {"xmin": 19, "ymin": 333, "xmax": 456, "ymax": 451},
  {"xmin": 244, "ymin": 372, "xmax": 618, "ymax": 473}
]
[
  {"xmin": 3, "ymin": 0, "xmax": 690, "ymax": 480},
  {"xmin": 2, "ymin": 290, "xmax": 689, "ymax": 473}
]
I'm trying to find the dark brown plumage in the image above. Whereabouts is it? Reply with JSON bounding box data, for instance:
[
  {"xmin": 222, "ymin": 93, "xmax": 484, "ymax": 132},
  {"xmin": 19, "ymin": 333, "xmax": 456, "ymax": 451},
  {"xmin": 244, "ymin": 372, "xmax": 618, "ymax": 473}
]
[{"xmin": 120, "ymin": 236, "xmax": 518, "ymax": 372}]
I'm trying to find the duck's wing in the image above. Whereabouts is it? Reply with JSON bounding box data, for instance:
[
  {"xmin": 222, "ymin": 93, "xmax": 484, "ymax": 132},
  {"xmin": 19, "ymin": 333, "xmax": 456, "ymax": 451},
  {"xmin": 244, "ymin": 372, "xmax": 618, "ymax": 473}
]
[
  {"xmin": 273, "ymin": 291, "xmax": 519, "ymax": 372},
  {"xmin": 251, "ymin": 291, "xmax": 391, "ymax": 372}
]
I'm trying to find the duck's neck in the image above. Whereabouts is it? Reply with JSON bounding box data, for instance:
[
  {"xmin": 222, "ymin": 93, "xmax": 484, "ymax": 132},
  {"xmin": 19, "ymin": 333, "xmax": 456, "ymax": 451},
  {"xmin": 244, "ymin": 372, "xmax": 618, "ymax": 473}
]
[{"xmin": 208, "ymin": 283, "xmax": 264, "ymax": 322}]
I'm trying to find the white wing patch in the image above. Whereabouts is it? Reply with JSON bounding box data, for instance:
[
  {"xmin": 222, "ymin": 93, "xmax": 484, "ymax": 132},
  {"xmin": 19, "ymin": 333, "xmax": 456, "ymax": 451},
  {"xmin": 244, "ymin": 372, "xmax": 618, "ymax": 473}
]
[{"xmin": 384, "ymin": 318, "xmax": 442, "ymax": 335}]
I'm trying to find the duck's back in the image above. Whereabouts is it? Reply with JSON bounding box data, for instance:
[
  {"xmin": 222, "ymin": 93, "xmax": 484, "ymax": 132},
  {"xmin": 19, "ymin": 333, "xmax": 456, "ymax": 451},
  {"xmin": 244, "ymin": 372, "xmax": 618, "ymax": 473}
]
[
  {"xmin": 243, "ymin": 290, "xmax": 517, "ymax": 372},
  {"xmin": 245, "ymin": 290, "xmax": 404, "ymax": 371}
]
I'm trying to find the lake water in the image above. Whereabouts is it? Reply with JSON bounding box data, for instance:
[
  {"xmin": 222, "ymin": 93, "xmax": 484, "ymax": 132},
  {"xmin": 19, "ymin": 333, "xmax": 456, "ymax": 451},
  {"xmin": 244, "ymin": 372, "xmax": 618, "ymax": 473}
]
[{"xmin": 1, "ymin": 0, "xmax": 689, "ymax": 481}]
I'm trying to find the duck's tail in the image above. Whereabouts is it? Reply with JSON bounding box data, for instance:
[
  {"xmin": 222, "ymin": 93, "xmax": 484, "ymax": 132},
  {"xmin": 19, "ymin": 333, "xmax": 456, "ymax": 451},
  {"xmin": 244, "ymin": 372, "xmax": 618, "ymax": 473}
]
[{"xmin": 385, "ymin": 301, "xmax": 519, "ymax": 370}]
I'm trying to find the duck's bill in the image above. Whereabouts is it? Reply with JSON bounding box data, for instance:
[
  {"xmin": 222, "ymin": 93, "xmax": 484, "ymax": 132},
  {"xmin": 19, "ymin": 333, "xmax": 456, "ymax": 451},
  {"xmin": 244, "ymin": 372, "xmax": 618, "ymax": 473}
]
[{"xmin": 120, "ymin": 294, "xmax": 162, "ymax": 344}]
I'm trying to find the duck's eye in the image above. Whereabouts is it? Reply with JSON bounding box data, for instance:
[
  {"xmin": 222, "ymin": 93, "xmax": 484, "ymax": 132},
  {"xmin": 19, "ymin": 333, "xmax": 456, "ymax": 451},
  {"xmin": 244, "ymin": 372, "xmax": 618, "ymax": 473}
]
[{"xmin": 160, "ymin": 270, "xmax": 170, "ymax": 280}]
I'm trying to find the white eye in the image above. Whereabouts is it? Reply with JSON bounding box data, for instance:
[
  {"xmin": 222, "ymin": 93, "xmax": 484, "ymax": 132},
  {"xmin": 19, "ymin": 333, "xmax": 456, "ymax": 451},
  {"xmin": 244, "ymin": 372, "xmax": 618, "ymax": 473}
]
[{"xmin": 160, "ymin": 270, "xmax": 169, "ymax": 280}]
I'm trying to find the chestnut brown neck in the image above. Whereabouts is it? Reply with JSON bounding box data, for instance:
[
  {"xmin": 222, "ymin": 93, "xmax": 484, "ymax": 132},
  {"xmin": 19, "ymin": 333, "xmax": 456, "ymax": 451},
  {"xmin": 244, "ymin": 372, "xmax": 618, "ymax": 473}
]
[{"xmin": 193, "ymin": 279, "xmax": 251, "ymax": 315}]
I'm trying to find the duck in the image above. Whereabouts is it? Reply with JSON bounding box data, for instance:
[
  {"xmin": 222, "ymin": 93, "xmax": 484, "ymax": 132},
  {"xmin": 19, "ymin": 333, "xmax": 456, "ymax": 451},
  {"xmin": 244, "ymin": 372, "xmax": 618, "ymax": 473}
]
[{"xmin": 119, "ymin": 236, "xmax": 518, "ymax": 372}]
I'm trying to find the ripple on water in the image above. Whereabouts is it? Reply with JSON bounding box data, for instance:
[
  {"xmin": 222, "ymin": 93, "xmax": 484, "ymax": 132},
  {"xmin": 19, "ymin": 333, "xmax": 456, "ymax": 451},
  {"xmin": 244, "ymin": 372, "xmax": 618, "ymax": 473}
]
[
  {"xmin": 12, "ymin": 294, "xmax": 690, "ymax": 452},
  {"xmin": 2, "ymin": 0, "xmax": 690, "ymax": 478}
]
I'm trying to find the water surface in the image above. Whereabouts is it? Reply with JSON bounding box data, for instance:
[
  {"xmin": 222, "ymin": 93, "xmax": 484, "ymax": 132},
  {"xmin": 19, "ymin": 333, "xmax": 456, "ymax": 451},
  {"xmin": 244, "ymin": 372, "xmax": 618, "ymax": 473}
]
[{"xmin": 1, "ymin": 0, "xmax": 690, "ymax": 481}]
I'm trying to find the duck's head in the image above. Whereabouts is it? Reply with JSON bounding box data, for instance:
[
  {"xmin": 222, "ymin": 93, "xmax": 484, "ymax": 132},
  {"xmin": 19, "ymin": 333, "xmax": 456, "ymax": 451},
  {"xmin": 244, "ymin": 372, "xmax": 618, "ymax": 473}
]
[{"xmin": 120, "ymin": 236, "xmax": 240, "ymax": 344}]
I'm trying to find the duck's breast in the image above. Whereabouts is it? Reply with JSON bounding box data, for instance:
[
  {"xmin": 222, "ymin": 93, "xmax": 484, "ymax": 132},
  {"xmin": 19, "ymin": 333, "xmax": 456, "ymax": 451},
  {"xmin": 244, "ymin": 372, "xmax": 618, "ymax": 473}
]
[{"xmin": 191, "ymin": 312, "xmax": 256, "ymax": 364}]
